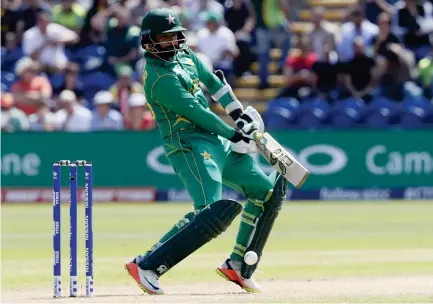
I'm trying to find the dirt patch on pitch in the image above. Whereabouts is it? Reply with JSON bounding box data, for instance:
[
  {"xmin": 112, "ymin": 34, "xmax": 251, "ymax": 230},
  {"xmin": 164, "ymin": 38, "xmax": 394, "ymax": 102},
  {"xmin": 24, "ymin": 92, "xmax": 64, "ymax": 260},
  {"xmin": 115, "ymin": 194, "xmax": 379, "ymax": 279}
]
[{"xmin": 2, "ymin": 275, "xmax": 433, "ymax": 303}]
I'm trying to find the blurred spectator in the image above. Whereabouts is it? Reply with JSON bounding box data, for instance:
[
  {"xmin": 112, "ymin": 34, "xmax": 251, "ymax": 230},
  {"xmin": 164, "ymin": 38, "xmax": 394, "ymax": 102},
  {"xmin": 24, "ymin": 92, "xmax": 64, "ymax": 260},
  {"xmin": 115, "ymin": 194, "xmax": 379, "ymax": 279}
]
[
  {"xmin": 1, "ymin": 0, "xmax": 18, "ymax": 45},
  {"xmin": 337, "ymin": 6, "xmax": 379, "ymax": 61},
  {"xmin": 11, "ymin": 57, "xmax": 53, "ymax": 115},
  {"xmin": 53, "ymin": 63, "xmax": 85, "ymax": 101},
  {"xmin": 55, "ymin": 90, "xmax": 92, "ymax": 131},
  {"xmin": 308, "ymin": 7, "xmax": 340, "ymax": 60},
  {"xmin": 418, "ymin": 46, "xmax": 433, "ymax": 99},
  {"xmin": 394, "ymin": 0, "xmax": 433, "ymax": 61},
  {"xmin": 1, "ymin": 93, "xmax": 30, "ymax": 132},
  {"xmin": 277, "ymin": 35, "xmax": 317, "ymax": 100},
  {"xmin": 1, "ymin": 33, "xmax": 24, "ymax": 72},
  {"xmin": 250, "ymin": 0, "xmax": 291, "ymax": 89},
  {"xmin": 52, "ymin": 0, "xmax": 87, "ymax": 32},
  {"xmin": 187, "ymin": 35, "xmax": 213, "ymax": 72},
  {"xmin": 91, "ymin": 4, "xmax": 140, "ymax": 74},
  {"xmin": 128, "ymin": 0, "xmax": 163, "ymax": 26},
  {"xmin": 22, "ymin": 10, "xmax": 79, "ymax": 72},
  {"xmin": 28, "ymin": 99, "xmax": 56, "ymax": 131},
  {"xmin": 90, "ymin": 91, "xmax": 123, "ymax": 131},
  {"xmin": 377, "ymin": 43, "xmax": 418, "ymax": 100},
  {"xmin": 110, "ymin": 65, "xmax": 143, "ymax": 116},
  {"xmin": 197, "ymin": 11, "xmax": 239, "ymax": 84},
  {"xmin": 224, "ymin": 0, "xmax": 255, "ymax": 77},
  {"xmin": 311, "ymin": 43, "xmax": 340, "ymax": 101},
  {"xmin": 341, "ymin": 38, "xmax": 380, "ymax": 102},
  {"xmin": 79, "ymin": 0, "xmax": 109, "ymax": 45},
  {"xmin": 371, "ymin": 12, "xmax": 400, "ymax": 56},
  {"xmin": 364, "ymin": 0, "xmax": 396, "ymax": 24},
  {"xmin": 14, "ymin": 0, "xmax": 51, "ymax": 40},
  {"xmin": 186, "ymin": 0, "xmax": 224, "ymax": 31},
  {"xmin": 124, "ymin": 93, "xmax": 156, "ymax": 130}
]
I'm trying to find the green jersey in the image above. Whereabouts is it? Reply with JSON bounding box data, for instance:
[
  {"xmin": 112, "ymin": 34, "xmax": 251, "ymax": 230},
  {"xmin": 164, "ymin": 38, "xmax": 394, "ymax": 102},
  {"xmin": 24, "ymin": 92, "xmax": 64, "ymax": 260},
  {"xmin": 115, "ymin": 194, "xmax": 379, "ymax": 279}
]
[{"xmin": 142, "ymin": 47, "xmax": 237, "ymax": 140}]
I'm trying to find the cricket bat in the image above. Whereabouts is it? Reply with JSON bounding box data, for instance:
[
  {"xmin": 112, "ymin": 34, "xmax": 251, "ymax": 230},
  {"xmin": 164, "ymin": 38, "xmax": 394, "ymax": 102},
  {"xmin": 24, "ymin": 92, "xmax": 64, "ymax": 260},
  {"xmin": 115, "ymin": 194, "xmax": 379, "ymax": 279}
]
[{"xmin": 253, "ymin": 132, "xmax": 310, "ymax": 188}]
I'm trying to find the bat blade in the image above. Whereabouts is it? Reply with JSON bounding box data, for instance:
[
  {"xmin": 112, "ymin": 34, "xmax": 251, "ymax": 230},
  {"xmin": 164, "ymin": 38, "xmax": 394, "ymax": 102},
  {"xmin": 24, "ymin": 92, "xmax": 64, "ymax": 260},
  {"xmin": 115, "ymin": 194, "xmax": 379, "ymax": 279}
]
[{"xmin": 254, "ymin": 132, "xmax": 309, "ymax": 188}]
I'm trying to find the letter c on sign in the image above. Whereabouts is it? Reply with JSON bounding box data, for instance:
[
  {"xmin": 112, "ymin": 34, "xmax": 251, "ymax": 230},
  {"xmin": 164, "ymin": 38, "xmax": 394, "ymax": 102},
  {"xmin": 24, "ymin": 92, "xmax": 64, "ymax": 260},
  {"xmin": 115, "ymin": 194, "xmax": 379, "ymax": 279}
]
[{"xmin": 299, "ymin": 145, "xmax": 347, "ymax": 175}]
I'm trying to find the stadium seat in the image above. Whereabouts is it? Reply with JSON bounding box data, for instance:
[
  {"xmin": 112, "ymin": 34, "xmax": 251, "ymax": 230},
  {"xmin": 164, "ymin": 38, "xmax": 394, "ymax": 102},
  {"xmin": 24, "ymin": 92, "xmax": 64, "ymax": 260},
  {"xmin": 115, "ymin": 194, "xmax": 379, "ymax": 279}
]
[
  {"xmin": 399, "ymin": 97, "xmax": 432, "ymax": 128},
  {"xmin": 1, "ymin": 72, "xmax": 16, "ymax": 92},
  {"xmin": 265, "ymin": 106, "xmax": 295, "ymax": 130},
  {"xmin": 364, "ymin": 97, "xmax": 399, "ymax": 128},
  {"xmin": 297, "ymin": 98, "xmax": 330, "ymax": 129},
  {"xmin": 1, "ymin": 47, "xmax": 24, "ymax": 72},
  {"xmin": 71, "ymin": 44, "xmax": 106, "ymax": 73},
  {"xmin": 79, "ymin": 72, "xmax": 116, "ymax": 108},
  {"xmin": 330, "ymin": 98, "xmax": 365, "ymax": 128},
  {"xmin": 49, "ymin": 73, "xmax": 65, "ymax": 91}
]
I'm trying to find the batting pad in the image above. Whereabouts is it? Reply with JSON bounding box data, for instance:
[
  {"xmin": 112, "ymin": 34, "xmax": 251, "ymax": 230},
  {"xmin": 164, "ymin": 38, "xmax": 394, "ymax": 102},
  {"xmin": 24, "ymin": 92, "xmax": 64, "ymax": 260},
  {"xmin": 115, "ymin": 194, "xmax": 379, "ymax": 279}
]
[
  {"xmin": 138, "ymin": 199, "xmax": 242, "ymax": 276},
  {"xmin": 241, "ymin": 173, "xmax": 288, "ymax": 279}
]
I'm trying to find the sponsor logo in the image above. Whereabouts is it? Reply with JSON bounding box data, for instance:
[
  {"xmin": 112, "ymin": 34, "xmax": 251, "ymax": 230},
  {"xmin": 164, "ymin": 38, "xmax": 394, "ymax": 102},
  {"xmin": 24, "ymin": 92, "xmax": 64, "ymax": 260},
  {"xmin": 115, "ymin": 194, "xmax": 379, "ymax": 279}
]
[
  {"xmin": 366, "ymin": 145, "xmax": 433, "ymax": 176},
  {"xmin": 156, "ymin": 265, "xmax": 168, "ymax": 274}
]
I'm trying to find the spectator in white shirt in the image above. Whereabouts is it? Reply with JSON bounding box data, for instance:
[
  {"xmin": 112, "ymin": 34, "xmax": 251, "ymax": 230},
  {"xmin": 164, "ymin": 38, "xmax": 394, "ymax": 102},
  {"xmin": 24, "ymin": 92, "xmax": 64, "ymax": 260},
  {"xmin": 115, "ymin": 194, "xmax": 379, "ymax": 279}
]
[
  {"xmin": 337, "ymin": 6, "xmax": 379, "ymax": 61},
  {"xmin": 22, "ymin": 10, "xmax": 79, "ymax": 72},
  {"xmin": 55, "ymin": 90, "xmax": 92, "ymax": 131},
  {"xmin": 90, "ymin": 91, "xmax": 123, "ymax": 131},
  {"xmin": 197, "ymin": 10, "xmax": 239, "ymax": 85}
]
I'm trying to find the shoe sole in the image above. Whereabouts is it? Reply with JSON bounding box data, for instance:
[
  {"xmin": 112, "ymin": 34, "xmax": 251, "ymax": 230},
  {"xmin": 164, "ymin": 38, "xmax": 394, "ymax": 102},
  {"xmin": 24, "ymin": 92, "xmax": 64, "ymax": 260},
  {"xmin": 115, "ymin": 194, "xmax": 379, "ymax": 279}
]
[
  {"xmin": 124, "ymin": 264, "xmax": 163, "ymax": 295},
  {"xmin": 215, "ymin": 268, "xmax": 259, "ymax": 293}
]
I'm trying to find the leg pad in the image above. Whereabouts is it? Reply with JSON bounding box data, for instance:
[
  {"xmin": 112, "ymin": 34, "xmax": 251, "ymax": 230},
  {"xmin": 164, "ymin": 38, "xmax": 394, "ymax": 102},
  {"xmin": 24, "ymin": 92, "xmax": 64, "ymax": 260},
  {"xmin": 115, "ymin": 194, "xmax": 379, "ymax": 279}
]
[
  {"xmin": 241, "ymin": 174, "xmax": 287, "ymax": 279},
  {"xmin": 138, "ymin": 199, "xmax": 242, "ymax": 276}
]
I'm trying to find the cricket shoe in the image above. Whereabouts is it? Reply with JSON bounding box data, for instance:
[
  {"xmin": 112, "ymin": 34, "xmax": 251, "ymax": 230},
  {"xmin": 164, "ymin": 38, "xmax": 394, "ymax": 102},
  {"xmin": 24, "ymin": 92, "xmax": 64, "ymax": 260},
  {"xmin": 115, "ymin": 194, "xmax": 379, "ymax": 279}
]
[
  {"xmin": 124, "ymin": 258, "xmax": 164, "ymax": 295},
  {"xmin": 216, "ymin": 258, "xmax": 261, "ymax": 293}
]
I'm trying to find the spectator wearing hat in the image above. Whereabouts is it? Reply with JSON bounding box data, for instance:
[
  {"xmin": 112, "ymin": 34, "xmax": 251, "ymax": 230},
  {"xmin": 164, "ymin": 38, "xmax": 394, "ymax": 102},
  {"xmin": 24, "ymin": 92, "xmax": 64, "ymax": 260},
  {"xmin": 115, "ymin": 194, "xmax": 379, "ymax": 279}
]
[
  {"xmin": 28, "ymin": 99, "xmax": 56, "ymax": 131},
  {"xmin": 22, "ymin": 9, "xmax": 79, "ymax": 72},
  {"xmin": 197, "ymin": 11, "xmax": 239, "ymax": 85},
  {"xmin": 1, "ymin": 92, "xmax": 30, "ymax": 132},
  {"xmin": 55, "ymin": 89, "xmax": 92, "ymax": 131},
  {"xmin": 110, "ymin": 65, "xmax": 143, "ymax": 116},
  {"xmin": 337, "ymin": 6, "xmax": 379, "ymax": 61},
  {"xmin": 52, "ymin": 0, "xmax": 87, "ymax": 32},
  {"xmin": 11, "ymin": 57, "xmax": 52, "ymax": 115},
  {"xmin": 90, "ymin": 91, "xmax": 123, "ymax": 131},
  {"xmin": 125, "ymin": 93, "xmax": 155, "ymax": 130}
]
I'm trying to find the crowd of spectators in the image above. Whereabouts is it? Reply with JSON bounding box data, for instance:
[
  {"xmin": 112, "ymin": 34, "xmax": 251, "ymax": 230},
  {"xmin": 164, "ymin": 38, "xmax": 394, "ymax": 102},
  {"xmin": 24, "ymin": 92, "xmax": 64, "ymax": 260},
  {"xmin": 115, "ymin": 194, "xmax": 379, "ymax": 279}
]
[{"xmin": 1, "ymin": 0, "xmax": 433, "ymax": 132}]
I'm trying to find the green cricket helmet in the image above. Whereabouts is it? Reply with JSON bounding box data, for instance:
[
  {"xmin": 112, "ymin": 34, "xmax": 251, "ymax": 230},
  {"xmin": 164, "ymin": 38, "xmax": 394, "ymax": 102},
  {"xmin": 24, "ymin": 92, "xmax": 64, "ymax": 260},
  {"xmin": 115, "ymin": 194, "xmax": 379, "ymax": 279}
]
[{"xmin": 140, "ymin": 8, "xmax": 187, "ymax": 60}]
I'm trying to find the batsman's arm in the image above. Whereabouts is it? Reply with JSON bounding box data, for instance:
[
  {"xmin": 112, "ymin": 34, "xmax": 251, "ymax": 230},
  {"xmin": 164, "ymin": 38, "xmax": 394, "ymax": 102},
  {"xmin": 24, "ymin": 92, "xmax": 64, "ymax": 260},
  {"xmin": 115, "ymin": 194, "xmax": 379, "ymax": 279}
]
[
  {"xmin": 152, "ymin": 74, "xmax": 236, "ymax": 140},
  {"xmin": 189, "ymin": 49, "xmax": 242, "ymax": 110}
]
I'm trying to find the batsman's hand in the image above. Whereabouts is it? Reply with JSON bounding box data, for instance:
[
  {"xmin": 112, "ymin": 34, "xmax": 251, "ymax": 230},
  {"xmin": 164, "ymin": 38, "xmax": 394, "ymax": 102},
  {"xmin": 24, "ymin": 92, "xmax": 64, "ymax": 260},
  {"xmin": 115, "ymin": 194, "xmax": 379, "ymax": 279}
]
[
  {"xmin": 230, "ymin": 121, "xmax": 259, "ymax": 154},
  {"xmin": 238, "ymin": 106, "xmax": 264, "ymax": 134}
]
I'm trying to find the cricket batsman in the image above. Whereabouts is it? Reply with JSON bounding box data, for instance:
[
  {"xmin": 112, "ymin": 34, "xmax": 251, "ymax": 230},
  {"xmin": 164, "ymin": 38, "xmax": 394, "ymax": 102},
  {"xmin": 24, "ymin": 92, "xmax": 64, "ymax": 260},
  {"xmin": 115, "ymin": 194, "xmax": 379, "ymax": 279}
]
[{"xmin": 125, "ymin": 8, "xmax": 288, "ymax": 294}]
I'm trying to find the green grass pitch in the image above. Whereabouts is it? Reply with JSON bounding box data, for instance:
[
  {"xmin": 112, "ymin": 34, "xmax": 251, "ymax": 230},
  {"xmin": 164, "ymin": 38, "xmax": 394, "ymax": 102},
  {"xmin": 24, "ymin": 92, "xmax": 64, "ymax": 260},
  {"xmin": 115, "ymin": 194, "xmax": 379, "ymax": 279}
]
[{"xmin": 2, "ymin": 201, "xmax": 433, "ymax": 303}]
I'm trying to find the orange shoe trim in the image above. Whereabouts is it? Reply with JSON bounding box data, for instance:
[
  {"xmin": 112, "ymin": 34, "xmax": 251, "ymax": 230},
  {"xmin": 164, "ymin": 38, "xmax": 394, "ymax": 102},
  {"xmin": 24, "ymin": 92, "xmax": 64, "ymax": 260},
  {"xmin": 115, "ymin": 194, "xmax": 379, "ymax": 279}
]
[{"xmin": 124, "ymin": 263, "xmax": 159, "ymax": 295}]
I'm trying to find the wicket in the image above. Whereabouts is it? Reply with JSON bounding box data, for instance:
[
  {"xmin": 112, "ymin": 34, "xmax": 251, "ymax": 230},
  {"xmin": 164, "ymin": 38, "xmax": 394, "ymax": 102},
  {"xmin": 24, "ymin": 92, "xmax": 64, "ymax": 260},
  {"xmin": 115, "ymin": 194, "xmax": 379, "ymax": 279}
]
[{"xmin": 53, "ymin": 160, "xmax": 94, "ymax": 298}]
